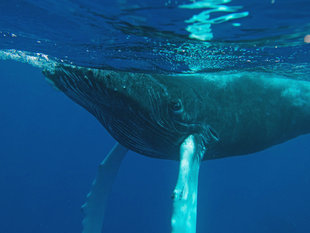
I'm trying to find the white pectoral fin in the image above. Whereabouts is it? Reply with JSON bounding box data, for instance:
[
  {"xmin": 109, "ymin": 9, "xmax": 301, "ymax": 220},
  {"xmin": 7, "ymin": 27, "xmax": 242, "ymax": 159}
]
[
  {"xmin": 82, "ymin": 143, "xmax": 128, "ymax": 233},
  {"xmin": 171, "ymin": 135, "xmax": 205, "ymax": 233}
]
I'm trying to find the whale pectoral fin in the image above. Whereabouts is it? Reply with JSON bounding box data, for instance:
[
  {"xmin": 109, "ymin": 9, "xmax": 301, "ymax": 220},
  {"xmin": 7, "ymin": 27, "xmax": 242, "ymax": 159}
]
[
  {"xmin": 82, "ymin": 143, "xmax": 128, "ymax": 233},
  {"xmin": 171, "ymin": 135, "xmax": 206, "ymax": 233}
]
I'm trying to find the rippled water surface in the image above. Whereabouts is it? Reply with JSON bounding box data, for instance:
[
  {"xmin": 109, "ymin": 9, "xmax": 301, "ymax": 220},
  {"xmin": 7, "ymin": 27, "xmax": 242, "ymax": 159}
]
[{"xmin": 0, "ymin": 0, "xmax": 309, "ymax": 77}]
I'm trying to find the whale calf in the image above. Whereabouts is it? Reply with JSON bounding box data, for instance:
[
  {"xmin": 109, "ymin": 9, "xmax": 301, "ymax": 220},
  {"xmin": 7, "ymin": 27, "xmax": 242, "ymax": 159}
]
[{"xmin": 1, "ymin": 50, "xmax": 309, "ymax": 233}]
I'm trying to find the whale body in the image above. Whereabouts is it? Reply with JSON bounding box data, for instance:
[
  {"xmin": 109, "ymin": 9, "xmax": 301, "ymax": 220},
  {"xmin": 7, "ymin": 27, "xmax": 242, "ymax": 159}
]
[
  {"xmin": 1, "ymin": 52, "xmax": 309, "ymax": 233},
  {"xmin": 43, "ymin": 65, "xmax": 310, "ymax": 160}
]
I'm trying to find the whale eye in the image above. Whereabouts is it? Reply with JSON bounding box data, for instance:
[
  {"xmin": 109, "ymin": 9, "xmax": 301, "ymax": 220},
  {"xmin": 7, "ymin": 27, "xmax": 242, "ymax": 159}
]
[{"xmin": 169, "ymin": 99, "xmax": 183, "ymax": 113}]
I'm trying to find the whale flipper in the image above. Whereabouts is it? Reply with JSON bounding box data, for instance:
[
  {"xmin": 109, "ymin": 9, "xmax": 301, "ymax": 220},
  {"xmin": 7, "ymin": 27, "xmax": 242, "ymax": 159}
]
[
  {"xmin": 82, "ymin": 143, "xmax": 128, "ymax": 233},
  {"xmin": 171, "ymin": 135, "xmax": 206, "ymax": 233}
]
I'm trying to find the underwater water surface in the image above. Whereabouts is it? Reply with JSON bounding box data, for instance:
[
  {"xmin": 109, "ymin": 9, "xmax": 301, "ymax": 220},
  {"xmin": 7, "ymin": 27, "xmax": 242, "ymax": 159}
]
[{"xmin": 0, "ymin": 0, "xmax": 309, "ymax": 233}]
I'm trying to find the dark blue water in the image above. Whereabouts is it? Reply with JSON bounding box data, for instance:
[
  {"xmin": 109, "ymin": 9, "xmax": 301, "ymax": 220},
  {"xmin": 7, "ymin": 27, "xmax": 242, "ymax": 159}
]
[{"xmin": 0, "ymin": 0, "xmax": 309, "ymax": 233}]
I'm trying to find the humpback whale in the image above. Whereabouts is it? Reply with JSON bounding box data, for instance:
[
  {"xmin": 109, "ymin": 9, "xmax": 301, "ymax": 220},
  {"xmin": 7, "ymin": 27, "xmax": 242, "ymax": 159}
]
[
  {"xmin": 0, "ymin": 51, "xmax": 309, "ymax": 233},
  {"xmin": 41, "ymin": 64, "xmax": 310, "ymax": 233}
]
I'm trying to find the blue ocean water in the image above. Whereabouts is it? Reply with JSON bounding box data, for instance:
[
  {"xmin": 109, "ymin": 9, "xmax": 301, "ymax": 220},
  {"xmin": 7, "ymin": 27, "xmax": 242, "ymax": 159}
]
[{"xmin": 0, "ymin": 1, "xmax": 309, "ymax": 233}]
